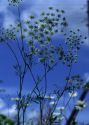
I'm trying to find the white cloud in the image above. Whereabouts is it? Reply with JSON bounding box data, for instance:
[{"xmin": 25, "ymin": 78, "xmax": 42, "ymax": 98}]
[
  {"xmin": 0, "ymin": 0, "xmax": 15, "ymax": 28},
  {"xmin": 0, "ymin": 104, "xmax": 17, "ymax": 117},
  {"xmin": 0, "ymin": 98, "xmax": 5, "ymax": 109},
  {"xmin": 20, "ymin": 0, "xmax": 89, "ymax": 46},
  {"xmin": 27, "ymin": 110, "xmax": 38, "ymax": 119},
  {"xmin": 84, "ymin": 73, "xmax": 89, "ymax": 82},
  {"xmin": 0, "ymin": 0, "xmax": 89, "ymax": 47},
  {"xmin": 3, "ymin": 12, "xmax": 15, "ymax": 29},
  {"xmin": 0, "ymin": 0, "xmax": 8, "ymax": 13},
  {"xmin": 21, "ymin": 10, "xmax": 30, "ymax": 21},
  {"xmin": 0, "ymin": 97, "xmax": 16, "ymax": 117},
  {"xmin": 25, "ymin": 110, "xmax": 39, "ymax": 125}
]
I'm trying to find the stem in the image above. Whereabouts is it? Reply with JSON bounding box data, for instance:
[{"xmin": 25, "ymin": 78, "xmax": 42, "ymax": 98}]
[
  {"xmin": 66, "ymin": 88, "xmax": 89, "ymax": 125},
  {"xmin": 22, "ymin": 110, "xmax": 25, "ymax": 125},
  {"xmin": 40, "ymin": 100, "xmax": 43, "ymax": 125},
  {"xmin": 17, "ymin": 102, "xmax": 20, "ymax": 125},
  {"xmin": 46, "ymin": 65, "xmax": 72, "ymax": 124},
  {"xmin": 44, "ymin": 62, "xmax": 47, "ymax": 95}
]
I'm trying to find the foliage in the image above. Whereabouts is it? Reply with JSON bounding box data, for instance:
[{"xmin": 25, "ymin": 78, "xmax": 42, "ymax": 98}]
[{"xmin": 0, "ymin": 114, "xmax": 14, "ymax": 125}]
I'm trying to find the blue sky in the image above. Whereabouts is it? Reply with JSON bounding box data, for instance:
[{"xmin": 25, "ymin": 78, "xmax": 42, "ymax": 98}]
[{"xmin": 0, "ymin": 0, "xmax": 89, "ymax": 124}]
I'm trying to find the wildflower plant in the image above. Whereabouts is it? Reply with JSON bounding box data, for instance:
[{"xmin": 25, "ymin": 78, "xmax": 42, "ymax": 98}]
[{"xmin": 0, "ymin": 1, "xmax": 88, "ymax": 124}]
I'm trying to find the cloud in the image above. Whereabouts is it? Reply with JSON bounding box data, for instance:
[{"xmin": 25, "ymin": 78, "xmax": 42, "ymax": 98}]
[
  {"xmin": 20, "ymin": 0, "xmax": 89, "ymax": 46},
  {"xmin": 0, "ymin": 0, "xmax": 88, "ymax": 41},
  {"xmin": 25, "ymin": 110, "xmax": 39, "ymax": 125},
  {"xmin": 0, "ymin": 98, "xmax": 5, "ymax": 109},
  {"xmin": 0, "ymin": 0, "xmax": 8, "ymax": 13},
  {"xmin": 27, "ymin": 110, "xmax": 39, "ymax": 119},
  {"xmin": 0, "ymin": 104, "xmax": 17, "ymax": 117},
  {"xmin": 3, "ymin": 12, "xmax": 15, "ymax": 29},
  {"xmin": 84, "ymin": 73, "xmax": 89, "ymax": 82},
  {"xmin": 1, "ymin": 0, "xmax": 86, "ymax": 24},
  {"xmin": 0, "ymin": 98, "xmax": 16, "ymax": 119},
  {"xmin": 0, "ymin": 0, "xmax": 16, "ymax": 28},
  {"xmin": 0, "ymin": 98, "xmax": 16, "ymax": 117}
]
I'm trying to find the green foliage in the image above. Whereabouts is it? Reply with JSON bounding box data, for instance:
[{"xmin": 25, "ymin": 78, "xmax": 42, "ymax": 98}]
[
  {"xmin": 8, "ymin": 0, "xmax": 22, "ymax": 6},
  {"xmin": 0, "ymin": 114, "xmax": 14, "ymax": 125}
]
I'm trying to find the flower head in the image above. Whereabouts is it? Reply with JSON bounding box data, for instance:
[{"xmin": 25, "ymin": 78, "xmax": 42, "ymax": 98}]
[
  {"xmin": 56, "ymin": 106, "xmax": 65, "ymax": 111},
  {"xmin": 69, "ymin": 91, "xmax": 78, "ymax": 97},
  {"xmin": 11, "ymin": 97, "xmax": 22, "ymax": 101},
  {"xmin": 49, "ymin": 101, "xmax": 56, "ymax": 105},
  {"xmin": 75, "ymin": 100, "xmax": 86, "ymax": 110},
  {"xmin": 53, "ymin": 112, "xmax": 64, "ymax": 121},
  {"xmin": 45, "ymin": 95, "xmax": 56, "ymax": 99}
]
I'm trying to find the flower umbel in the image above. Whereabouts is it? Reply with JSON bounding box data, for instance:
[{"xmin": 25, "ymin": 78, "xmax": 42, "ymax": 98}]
[
  {"xmin": 69, "ymin": 91, "xmax": 78, "ymax": 97},
  {"xmin": 75, "ymin": 100, "xmax": 86, "ymax": 110},
  {"xmin": 56, "ymin": 106, "xmax": 65, "ymax": 111},
  {"xmin": 49, "ymin": 101, "xmax": 56, "ymax": 105}
]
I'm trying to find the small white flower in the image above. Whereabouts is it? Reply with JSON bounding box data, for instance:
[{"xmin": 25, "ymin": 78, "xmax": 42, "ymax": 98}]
[
  {"xmin": 57, "ymin": 115, "xmax": 65, "ymax": 120},
  {"xmin": 53, "ymin": 112, "xmax": 61, "ymax": 116},
  {"xmin": 49, "ymin": 101, "xmax": 56, "ymax": 105},
  {"xmin": 26, "ymin": 103, "xmax": 31, "ymax": 106},
  {"xmin": 75, "ymin": 100, "xmax": 86, "ymax": 110},
  {"xmin": 50, "ymin": 95, "xmax": 56, "ymax": 99},
  {"xmin": 56, "ymin": 106, "xmax": 65, "ymax": 111},
  {"xmin": 69, "ymin": 91, "xmax": 78, "ymax": 97},
  {"xmin": 44, "ymin": 95, "xmax": 50, "ymax": 99},
  {"xmin": 53, "ymin": 112, "xmax": 64, "ymax": 121},
  {"xmin": 45, "ymin": 95, "xmax": 56, "ymax": 99},
  {"xmin": 11, "ymin": 97, "xmax": 22, "ymax": 101},
  {"xmin": 24, "ymin": 103, "xmax": 31, "ymax": 106}
]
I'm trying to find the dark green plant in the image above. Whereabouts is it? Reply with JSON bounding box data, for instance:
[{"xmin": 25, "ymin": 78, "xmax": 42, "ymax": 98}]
[{"xmin": 0, "ymin": 114, "xmax": 14, "ymax": 125}]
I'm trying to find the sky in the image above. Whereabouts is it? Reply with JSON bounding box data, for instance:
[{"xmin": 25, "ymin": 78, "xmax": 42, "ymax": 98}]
[{"xmin": 0, "ymin": 0, "xmax": 89, "ymax": 124}]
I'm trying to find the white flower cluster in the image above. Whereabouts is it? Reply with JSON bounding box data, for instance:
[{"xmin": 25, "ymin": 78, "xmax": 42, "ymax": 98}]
[
  {"xmin": 49, "ymin": 101, "xmax": 56, "ymax": 105},
  {"xmin": 45, "ymin": 95, "xmax": 56, "ymax": 99},
  {"xmin": 69, "ymin": 91, "xmax": 78, "ymax": 97},
  {"xmin": 53, "ymin": 112, "xmax": 64, "ymax": 121},
  {"xmin": 56, "ymin": 106, "xmax": 65, "ymax": 111},
  {"xmin": 11, "ymin": 97, "xmax": 22, "ymax": 101},
  {"xmin": 44, "ymin": 94, "xmax": 57, "ymax": 105},
  {"xmin": 75, "ymin": 100, "xmax": 86, "ymax": 110}
]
